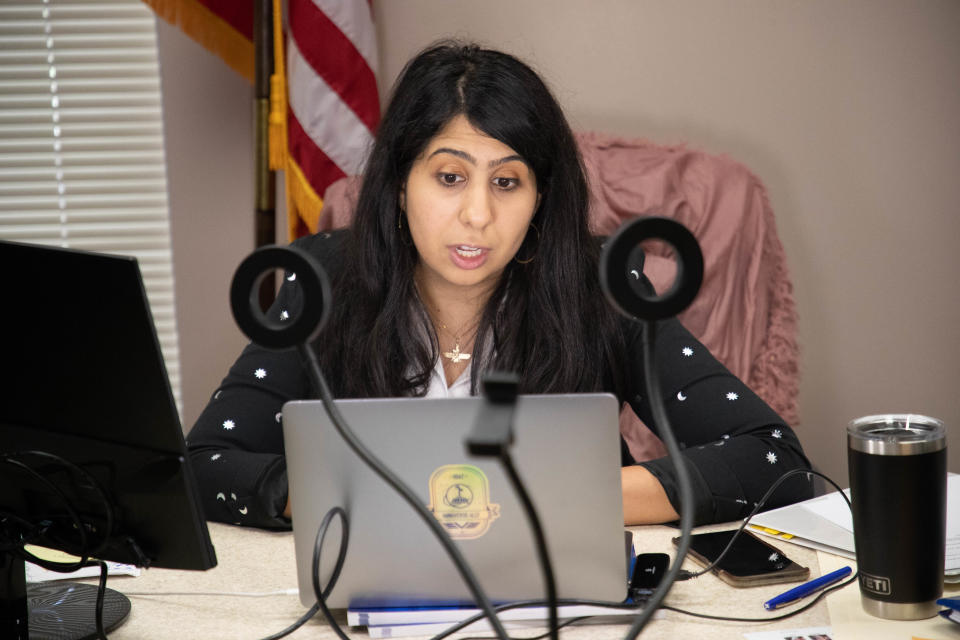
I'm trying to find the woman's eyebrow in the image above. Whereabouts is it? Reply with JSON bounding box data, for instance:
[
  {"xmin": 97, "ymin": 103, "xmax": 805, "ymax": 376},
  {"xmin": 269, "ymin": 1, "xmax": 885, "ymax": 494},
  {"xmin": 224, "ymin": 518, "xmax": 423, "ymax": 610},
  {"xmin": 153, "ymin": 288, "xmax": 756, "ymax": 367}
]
[
  {"xmin": 489, "ymin": 154, "xmax": 526, "ymax": 168},
  {"xmin": 429, "ymin": 147, "xmax": 529, "ymax": 171},
  {"xmin": 428, "ymin": 147, "xmax": 476, "ymax": 164}
]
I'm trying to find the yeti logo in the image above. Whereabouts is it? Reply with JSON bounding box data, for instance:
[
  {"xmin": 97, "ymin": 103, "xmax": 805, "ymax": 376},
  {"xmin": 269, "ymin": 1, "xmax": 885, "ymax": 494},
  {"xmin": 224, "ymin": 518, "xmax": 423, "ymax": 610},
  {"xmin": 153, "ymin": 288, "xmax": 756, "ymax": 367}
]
[{"xmin": 860, "ymin": 572, "xmax": 891, "ymax": 595}]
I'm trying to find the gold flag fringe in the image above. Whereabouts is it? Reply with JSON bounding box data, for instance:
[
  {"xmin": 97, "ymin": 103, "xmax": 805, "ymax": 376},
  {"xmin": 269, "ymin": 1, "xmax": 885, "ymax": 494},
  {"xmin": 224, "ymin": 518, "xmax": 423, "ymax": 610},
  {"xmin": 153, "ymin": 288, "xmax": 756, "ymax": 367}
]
[
  {"xmin": 142, "ymin": 0, "xmax": 254, "ymax": 82},
  {"xmin": 267, "ymin": 0, "xmax": 324, "ymax": 240}
]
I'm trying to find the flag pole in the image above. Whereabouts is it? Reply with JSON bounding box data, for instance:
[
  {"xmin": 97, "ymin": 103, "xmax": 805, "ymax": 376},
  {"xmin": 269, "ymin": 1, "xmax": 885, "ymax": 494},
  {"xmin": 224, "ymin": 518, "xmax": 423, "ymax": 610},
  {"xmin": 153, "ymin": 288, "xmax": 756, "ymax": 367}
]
[{"xmin": 254, "ymin": 0, "xmax": 277, "ymax": 308}]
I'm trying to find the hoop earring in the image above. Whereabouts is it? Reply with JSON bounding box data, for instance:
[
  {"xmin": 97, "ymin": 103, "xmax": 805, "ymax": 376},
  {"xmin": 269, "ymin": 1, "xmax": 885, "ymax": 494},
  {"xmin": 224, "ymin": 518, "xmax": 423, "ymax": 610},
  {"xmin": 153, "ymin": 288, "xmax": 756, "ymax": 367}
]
[{"xmin": 514, "ymin": 222, "xmax": 539, "ymax": 265}]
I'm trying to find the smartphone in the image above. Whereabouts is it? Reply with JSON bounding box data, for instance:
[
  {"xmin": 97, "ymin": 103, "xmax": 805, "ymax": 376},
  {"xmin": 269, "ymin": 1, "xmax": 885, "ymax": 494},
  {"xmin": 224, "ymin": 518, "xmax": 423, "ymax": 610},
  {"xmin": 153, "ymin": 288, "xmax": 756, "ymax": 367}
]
[{"xmin": 672, "ymin": 529, "xmax": 809, "ymax": 588}]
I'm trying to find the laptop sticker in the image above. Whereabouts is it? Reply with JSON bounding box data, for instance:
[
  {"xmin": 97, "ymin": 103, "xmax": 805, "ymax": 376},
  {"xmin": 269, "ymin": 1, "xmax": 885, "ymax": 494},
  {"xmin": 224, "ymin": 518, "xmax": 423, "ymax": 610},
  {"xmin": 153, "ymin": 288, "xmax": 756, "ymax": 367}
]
[{"xmin": 427, "ymin": 464, "xmax": 501, "ymax": 539}]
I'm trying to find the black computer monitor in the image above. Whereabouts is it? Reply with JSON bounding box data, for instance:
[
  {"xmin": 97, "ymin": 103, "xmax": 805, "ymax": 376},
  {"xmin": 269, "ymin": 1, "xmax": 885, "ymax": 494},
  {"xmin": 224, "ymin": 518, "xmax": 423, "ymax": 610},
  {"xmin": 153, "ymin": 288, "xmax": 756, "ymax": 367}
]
[{"xmin": 0, "ymin": 239, "xmax": 216, "ymax": 639}]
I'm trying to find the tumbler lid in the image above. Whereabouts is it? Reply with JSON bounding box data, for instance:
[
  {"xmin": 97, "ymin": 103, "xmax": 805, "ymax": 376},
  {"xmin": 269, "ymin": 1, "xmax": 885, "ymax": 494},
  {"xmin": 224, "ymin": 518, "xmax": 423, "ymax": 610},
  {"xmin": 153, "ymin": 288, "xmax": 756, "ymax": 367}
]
[{"xmin": 848, "ymin": 414, "xmax": 945, "ymax": 456}]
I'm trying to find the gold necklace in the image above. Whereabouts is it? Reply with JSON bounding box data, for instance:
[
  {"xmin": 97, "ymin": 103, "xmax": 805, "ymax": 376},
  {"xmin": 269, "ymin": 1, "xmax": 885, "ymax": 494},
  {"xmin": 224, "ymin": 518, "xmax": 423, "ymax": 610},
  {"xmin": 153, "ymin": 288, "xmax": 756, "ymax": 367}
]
[
  {"xmin": 414, "ymin": 279, "xmax": 480, "ymax": 364},
  {"xmin": 434, "ymin": 316, "xmax": 479, "ymax": 364}
]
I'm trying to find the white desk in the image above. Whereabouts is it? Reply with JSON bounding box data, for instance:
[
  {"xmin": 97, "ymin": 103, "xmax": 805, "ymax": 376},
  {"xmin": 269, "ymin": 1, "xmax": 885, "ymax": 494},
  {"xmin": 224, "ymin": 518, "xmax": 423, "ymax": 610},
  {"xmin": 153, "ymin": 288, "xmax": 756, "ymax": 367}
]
[{"xmin": 69, "ymin": 522, "xmax": 844, "ymax": 639}]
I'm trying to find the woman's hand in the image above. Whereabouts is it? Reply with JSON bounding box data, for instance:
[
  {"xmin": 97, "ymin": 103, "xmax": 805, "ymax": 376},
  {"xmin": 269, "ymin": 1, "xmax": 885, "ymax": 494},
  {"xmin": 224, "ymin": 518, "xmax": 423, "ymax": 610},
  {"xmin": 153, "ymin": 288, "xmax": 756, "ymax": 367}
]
[{"xmin": 621, "ymin": 465, "xmax": 680, "ymax": 525}]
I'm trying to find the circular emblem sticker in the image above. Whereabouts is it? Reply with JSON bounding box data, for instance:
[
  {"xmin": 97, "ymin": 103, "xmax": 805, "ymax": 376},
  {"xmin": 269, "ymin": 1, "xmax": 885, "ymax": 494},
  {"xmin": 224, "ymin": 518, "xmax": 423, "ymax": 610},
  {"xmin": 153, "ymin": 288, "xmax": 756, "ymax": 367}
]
[{"xmin": 427, "ymin": 464, "xmax": 500, "ymax": 539}]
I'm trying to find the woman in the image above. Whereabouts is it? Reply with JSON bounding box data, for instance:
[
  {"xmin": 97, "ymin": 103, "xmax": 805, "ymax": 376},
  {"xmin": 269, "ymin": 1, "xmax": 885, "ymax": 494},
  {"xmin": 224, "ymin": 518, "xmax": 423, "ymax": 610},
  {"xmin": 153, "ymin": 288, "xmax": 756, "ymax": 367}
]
[{"xmin": 187, "ymin": 41, "xmax": 812, "ymax": 530}]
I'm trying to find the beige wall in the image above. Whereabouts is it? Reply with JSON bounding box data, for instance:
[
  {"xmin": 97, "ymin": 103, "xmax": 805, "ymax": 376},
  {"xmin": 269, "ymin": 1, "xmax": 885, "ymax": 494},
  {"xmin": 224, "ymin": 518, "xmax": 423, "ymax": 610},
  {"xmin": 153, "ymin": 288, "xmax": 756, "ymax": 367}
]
[
  {"xmin": 157, "ymin": 21, "xmax": 254, "ymax": 424},
  {"xmin": 161, "ymin": 1, "xmax": 960, "ymax": 490}
]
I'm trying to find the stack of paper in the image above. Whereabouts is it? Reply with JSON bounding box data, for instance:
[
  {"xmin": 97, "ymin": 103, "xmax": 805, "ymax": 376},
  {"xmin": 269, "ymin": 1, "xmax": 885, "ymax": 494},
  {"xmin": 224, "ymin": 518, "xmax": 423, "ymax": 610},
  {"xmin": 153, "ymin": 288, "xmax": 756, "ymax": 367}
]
[
  {"xmin": 24, "ymin": 545, "xmax": 141, "ymax": 583},
  {"xmin": 347, "ymin": 603, "xmax": 645, "ymax": 638},
  {"xmin": 749, "ymin": 473, "xmax": 960, "ymax": 582}
]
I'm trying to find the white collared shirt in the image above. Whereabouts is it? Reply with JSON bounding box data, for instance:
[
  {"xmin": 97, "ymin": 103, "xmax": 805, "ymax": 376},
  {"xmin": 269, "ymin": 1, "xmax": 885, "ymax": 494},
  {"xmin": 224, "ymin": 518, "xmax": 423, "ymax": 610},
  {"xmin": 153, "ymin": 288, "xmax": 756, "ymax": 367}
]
[{"xmin": 422, "ymin": 356, "xmax": 472, "ymax": 398}]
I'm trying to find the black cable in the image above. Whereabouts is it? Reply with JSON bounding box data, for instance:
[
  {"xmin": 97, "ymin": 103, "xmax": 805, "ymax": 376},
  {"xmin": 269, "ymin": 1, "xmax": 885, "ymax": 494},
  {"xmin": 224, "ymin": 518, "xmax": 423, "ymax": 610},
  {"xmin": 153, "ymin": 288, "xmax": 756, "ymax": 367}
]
[
  {"xmin": 2, "ymin": 451, "xmax": 118, "ymax": 572},
  {"xmin": 260, "ymin": 604, "xmax": 321, "ymax": 640},
  {"xmin": 443, "ymin": 577, "xmax": 853, "ymax": 640},
  {"xmin": 310, "ymin": 507, "xmax": 351, "ymax": 640},
  {"xmin": 86, "ymin": 559, "xmax": 110, "ymax": 640},
  {"xmin": 2, "ymin": 451, "xmax": 115, "ymax": 583},
  {"xmin": 620, "ymin": 320, "xmax": 697, "ymax": 639},
  {"xmin": 258, "ymin": 506, "xmax": 348, "ymax": 640},
  {"xmin": 429, "ymin": 597, "xmax": 643, "ymax": 640},
  {"xmin": 497, "ymin": 450, "xmax": 558, "ymax": 640},
  {"xmin": 458, "ymin": 616, "xmax": 587, "ymax": 640},
  {"xmin": 1, "ymin": 454, "xmax": 91, "ymax": 572},
  {"xmin": 661, "ymin": 571, "xmax": 858, "ymax": 622},
  {"xmin": 430, "ymin": 551, "xmax": 856, "ymax": 640},
  {"xmin": 679, "ymin": 468, "xmax": 854, "ymax": 580},
  {"xmin": 639, "ymin": 467, "xmax": 858, "ymax": 624},
  {"xmin": 0, "ymin": 453, "xmax": 126, "ymax": 640},
  {"xmin": 296, "ymin": 342, "xmax": 511, "ymax": 640},
  {"xmin": 17, "ymin": 451, "xmax": 116, "ymax": 558},
  {"xmin": 515, "ymin": 617, "xmax": 585, "ymax": 640},
  {"xmin": 0, "ymin": 510, "xmax": 41, "ymax": 552}
]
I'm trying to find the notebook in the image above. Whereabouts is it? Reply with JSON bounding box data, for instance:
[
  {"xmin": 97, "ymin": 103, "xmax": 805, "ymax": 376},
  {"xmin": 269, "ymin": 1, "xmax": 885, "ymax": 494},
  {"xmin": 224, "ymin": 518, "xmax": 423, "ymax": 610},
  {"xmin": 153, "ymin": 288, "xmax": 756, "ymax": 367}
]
[{"xmin": 282, "ymin": 393, "xmax": 627, "ymax": 608}]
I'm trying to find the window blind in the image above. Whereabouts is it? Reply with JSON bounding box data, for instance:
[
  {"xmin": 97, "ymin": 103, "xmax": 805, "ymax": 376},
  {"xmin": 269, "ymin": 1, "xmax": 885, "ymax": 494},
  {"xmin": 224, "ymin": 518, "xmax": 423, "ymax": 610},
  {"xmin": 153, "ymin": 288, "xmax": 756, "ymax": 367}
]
[{"xmin": 0, "ymin": 0, "xmax": 182, "ymax": 413}]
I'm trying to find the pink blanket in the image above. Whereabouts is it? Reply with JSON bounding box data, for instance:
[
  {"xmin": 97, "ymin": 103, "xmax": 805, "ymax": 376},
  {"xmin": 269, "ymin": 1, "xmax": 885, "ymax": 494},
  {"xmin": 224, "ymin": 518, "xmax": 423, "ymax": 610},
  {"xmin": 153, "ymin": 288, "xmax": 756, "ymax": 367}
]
[{"xmin": 576, "ymin": 132, "xmax": 799, "ymax": 460}]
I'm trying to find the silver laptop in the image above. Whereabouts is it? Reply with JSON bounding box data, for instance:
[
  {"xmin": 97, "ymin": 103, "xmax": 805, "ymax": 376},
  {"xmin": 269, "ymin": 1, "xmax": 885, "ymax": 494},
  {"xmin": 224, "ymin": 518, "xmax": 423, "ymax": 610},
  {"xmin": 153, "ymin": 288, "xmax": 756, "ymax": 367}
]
[{"xmin": 282, "ymin": 394, "xmax": 628, "ymax": 608}]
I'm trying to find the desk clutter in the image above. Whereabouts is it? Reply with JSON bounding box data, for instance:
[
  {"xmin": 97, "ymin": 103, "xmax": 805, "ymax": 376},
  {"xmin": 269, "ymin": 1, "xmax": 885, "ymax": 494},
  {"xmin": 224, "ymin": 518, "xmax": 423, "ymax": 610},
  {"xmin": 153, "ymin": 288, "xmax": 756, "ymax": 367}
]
[
  {"xmin": 750, "ymin": 473, "xmax": 960, "ymax": 583},
  {"xmin": 50, "ymin": 522, "xmax": 834, "ymax": 640},
  {"xmin": 25, "ymin": 516, "xmax": 960, "ymax": 639}
]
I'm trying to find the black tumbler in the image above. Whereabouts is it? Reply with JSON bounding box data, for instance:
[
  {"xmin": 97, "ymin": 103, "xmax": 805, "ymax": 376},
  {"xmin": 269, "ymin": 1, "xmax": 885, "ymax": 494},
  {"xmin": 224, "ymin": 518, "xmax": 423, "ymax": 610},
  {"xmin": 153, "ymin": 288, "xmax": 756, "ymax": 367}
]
[{"xmin": 848, "ymin": 414, "xmax": 946, "ymax": 620}]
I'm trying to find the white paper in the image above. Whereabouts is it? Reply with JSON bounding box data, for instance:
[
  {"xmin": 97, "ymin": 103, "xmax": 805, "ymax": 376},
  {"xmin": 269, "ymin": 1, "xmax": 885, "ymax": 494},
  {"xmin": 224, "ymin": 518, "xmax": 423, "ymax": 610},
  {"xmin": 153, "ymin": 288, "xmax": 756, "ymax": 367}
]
[
  {"xmin": 742, "ymin": 627, "xmax": 833, "ymax": 640},
  {"xmin": 25, "ymin": 560, "xmax": 140, "ymax": 583},
  {"xmin": 751, "ymin": 473, "xmax": 960, "ymax": 577},
  {"xmin": 349, "ymin": 603, "xmax": 643, "ymax": 627},
  {"xmin": 800, "ymin": 491, "xmax": 852, "ymax": 532},
  {"xmin": 366, "ymin": 616, "xmax": 647, "ymax": 638},
  {"xmin": 363, "ymin": 611, "xmax": 664, "ymax": 638}
]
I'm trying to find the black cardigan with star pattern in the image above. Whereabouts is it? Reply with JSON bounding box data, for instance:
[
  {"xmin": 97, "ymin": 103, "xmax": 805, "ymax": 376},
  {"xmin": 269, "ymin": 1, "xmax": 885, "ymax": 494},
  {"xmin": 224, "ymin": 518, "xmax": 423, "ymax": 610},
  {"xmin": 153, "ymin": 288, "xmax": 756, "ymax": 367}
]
[{"xmin": 186, "ymin": 230, "xmax": 813, "ymax": 529}]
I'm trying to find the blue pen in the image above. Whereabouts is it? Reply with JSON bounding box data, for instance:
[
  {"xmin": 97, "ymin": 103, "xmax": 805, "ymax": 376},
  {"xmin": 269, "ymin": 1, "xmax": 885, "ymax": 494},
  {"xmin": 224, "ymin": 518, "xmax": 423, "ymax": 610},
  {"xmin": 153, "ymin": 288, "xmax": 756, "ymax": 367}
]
[{"xmin": 763, "ymin": 566, "xmax": 853, "ymax": 610}]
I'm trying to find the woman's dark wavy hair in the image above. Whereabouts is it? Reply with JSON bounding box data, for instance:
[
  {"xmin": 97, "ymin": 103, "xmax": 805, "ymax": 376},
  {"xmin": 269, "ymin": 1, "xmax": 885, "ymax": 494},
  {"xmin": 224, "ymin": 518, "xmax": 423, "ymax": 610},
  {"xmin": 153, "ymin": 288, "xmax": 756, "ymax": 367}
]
[{"xmin": 316, "ymin": 41, "xmax": 627, "ymax": 399}]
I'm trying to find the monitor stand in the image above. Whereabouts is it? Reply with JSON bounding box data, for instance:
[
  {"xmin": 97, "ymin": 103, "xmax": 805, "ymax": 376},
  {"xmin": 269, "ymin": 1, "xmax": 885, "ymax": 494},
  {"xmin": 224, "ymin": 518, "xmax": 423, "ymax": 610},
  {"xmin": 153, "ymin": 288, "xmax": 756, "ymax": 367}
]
[{"xmin": 2, "ymin": 551, "xmax": 131, "ymax": 640}]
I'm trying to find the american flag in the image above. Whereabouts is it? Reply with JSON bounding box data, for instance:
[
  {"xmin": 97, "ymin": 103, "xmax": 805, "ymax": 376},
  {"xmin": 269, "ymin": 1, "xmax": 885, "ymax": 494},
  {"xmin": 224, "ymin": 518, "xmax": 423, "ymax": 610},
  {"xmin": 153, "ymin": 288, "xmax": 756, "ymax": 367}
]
[
  {"xmin": 144, "ymin": 0, "xmax": 380, "ymax": 239},
  {"xmin": 283, "ymin": 0, "xmax": 379, "ymax": 238}
]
